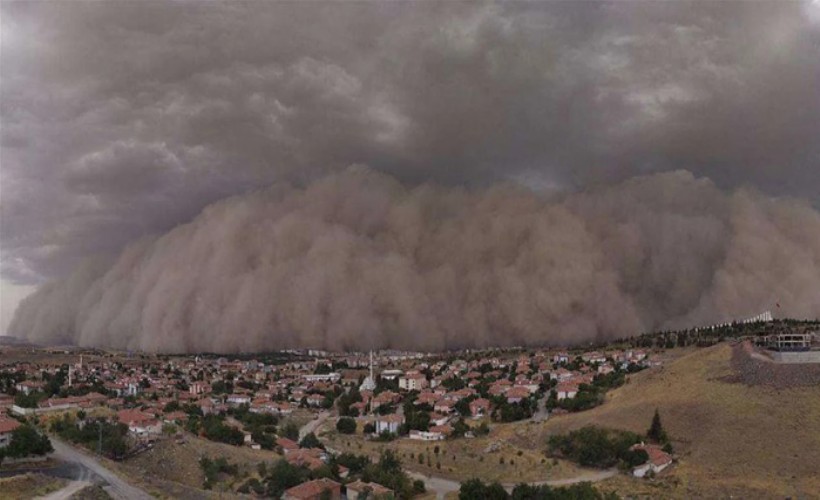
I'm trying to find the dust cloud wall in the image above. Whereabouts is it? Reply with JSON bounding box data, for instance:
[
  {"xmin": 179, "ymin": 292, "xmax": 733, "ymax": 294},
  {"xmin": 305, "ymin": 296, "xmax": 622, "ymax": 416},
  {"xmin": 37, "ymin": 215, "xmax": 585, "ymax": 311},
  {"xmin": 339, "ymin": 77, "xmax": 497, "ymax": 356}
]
[{"xmin": 9, "ymin": 168, "xmax": 820, "ymax": 352}]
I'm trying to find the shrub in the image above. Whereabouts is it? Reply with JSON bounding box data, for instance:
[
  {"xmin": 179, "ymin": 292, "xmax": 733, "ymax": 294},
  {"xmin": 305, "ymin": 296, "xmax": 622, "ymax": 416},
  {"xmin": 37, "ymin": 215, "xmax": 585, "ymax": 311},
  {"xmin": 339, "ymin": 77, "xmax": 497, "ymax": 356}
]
[
  {"xmin": 548, "ymin": 425, "xmax": 642, "ymax": 469},
  {"xmin": 336, "ymin": 417, "xmax": 356, "ymax": 434}
]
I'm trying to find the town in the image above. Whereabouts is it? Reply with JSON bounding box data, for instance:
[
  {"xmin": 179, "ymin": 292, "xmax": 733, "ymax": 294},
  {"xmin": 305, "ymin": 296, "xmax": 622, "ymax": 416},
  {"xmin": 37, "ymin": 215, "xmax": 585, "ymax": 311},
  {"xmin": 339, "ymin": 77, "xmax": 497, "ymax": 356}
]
[
  {"xmin": 1, "ymin": 320, "xmax": 818, "ymax": 499},
  {"xmin": 0, "ymin": 340, "xmax": 664, "ymax": 498}
]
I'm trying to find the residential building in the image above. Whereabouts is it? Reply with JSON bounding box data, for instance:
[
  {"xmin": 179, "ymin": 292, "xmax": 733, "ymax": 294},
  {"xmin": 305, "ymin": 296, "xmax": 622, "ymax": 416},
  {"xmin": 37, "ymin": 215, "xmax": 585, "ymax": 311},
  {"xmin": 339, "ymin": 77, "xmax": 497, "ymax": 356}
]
[{"xmin": 283, "ymin": 478, "xmax": 342, "ymax": 500}]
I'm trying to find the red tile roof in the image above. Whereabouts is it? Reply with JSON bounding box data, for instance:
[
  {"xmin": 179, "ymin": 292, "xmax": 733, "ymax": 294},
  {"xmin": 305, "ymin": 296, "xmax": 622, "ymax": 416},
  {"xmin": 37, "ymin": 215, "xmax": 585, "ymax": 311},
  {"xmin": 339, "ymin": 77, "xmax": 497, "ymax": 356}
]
[
  {"xmin": 283, "ymin": 478, "xmax": 340, "ymax": 499},
  {"xmin": 0, "ymin": 418, "xmax": 21, "ymax": 434}
]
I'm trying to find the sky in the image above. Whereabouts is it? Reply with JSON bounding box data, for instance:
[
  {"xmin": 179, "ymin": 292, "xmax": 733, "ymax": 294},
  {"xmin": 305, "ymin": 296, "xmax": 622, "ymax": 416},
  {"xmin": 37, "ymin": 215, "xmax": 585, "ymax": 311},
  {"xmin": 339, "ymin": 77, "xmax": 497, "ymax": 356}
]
[{"xmin": 1, "ymin": 1, "xmax": 819, "ymax": 344}]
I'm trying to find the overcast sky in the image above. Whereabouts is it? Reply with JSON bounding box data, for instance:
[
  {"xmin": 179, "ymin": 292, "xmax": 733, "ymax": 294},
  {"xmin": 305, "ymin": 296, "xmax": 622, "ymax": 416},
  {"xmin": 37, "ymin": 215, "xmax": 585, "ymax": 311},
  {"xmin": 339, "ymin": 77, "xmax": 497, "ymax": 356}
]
[{"xmin": 2, "ymin": 1, "xmax": 819, "ymax": 334}]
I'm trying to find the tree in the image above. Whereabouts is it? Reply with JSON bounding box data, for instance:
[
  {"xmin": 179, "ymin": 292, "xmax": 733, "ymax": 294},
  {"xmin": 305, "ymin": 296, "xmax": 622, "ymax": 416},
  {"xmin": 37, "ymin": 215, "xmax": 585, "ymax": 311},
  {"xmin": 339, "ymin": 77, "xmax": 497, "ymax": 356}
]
[
  {"xmin": 548, "ymin": 425, "xmax": 642, "ymax": 469},
  {"xmin": 459, "ymin": 478, "xmax": 509, "ymax": 500},
  {"xmin": 299, "ymin": 432, "xmax": 323, "ymax": 449},
  {"xmin": 281, "ymin": 420, "xmax": 300, "ymax": 441},
  {"xmin": 336, "ymin": 417, "xmax": 357, "ymax": 434},
  {"xmin": 647, "ymin": 409, "xmax": 668, "ymax": 444},
  {"xmin": 455, "ymin": 398, "xmax": 471, "ymax": 417},
  {"xmin": 14, "ymin": 392, "xmax": 41, "ymax": 408},
  {"xmin": 452, "ymin": 418, "xmax": 470, "ymax": 438},
  {"xmin": 202, "ymin": 415, "xmax": 244, "ymax": 446},
  {"xmin": 264, "ymin": 459, "xmax": 310, "ymax": 497},
  {"xmin": 4, "ymin": 424, "xmax": 54, "ymax": 458}
]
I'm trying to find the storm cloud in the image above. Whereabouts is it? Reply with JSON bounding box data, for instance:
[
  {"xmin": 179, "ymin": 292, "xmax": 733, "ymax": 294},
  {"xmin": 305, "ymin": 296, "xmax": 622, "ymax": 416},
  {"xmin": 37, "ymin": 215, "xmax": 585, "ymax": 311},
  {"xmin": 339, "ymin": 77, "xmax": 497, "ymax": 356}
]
[
  {"xmin": 9, "ymin": 167, "xmax": 820, "ymax": 352},
  {"xmin": 2, "ymin": 1, "xmax": 819, "ymax": 349}
]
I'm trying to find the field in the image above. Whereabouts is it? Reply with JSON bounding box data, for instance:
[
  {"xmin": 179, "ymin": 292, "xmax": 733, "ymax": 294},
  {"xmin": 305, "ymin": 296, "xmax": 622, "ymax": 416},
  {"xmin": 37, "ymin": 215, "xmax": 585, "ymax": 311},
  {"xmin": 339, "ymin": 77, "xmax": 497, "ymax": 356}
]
[
  {"xmin": 112, "ymin": 433, "xmax": 279, "ymax": 498},
  {"xmin": 527, "ymin": 342, "xmax": 820, "ymax": 499},
  {"xmin": 0, "ymin": 473, "xmax": 67, "ymax": 500}
]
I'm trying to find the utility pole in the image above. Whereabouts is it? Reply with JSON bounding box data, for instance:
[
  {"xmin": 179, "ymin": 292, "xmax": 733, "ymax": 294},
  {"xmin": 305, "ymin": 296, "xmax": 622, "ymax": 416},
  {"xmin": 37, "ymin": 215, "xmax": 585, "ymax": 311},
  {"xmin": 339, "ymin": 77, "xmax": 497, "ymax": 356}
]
[{"xmin": 98, "ymin": 419, "xmax": 103, "ymax": 455}]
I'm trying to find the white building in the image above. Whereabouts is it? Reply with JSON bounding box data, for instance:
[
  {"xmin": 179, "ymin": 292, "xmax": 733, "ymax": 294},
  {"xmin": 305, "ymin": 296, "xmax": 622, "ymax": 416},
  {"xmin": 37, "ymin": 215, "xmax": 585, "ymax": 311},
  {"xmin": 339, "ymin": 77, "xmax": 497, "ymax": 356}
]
[
  {"xmin": 374, "ymin": 414, "xmax": 404, "ymax": 434},
  {"xmin": 631, "ymin": 444, "xmax": 673, "ymax": 478},
  {"xmin": 409, "ymin": 430, "xmax": 445, "ymax": 441},
  {"xmin": 556, "ymin": 383, "xmax": 579, "ymax": 400},
  {"xmin": 226, "ymin": 394, "xmax": 252, "ymax": 406},
  {"xmin": 399, "ymin": 371, "xmax": 428, "ymax": 391}
]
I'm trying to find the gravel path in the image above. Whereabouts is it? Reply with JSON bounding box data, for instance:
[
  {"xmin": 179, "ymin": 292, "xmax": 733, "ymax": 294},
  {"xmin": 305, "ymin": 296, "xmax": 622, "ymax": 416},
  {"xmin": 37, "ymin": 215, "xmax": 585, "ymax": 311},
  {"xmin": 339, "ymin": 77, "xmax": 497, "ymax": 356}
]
[
  {"xmin": 35, "ymin": 480, "xmax": 91, "ymax": 500},
  {"xmin": 49, "ymin": 438, "xmax": 153, "ymax": 500}
]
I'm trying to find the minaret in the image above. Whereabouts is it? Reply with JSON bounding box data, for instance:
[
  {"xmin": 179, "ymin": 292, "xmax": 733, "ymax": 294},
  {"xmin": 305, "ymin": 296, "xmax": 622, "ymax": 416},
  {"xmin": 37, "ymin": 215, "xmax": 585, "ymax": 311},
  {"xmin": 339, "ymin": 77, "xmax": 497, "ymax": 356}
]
[
  {"xmin": 68, "ymin": 365, "xmax": 73, "ymax": 387},
  {"xmin": 359, "ymin": 349, "xmax": 377, "ymax": 393}
]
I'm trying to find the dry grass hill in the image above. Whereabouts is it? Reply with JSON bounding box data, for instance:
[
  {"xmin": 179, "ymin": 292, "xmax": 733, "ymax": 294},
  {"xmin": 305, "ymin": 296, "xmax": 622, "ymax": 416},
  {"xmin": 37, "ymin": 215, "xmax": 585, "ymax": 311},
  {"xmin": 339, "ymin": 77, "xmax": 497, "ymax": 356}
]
[{"xmin": 527, "ymin": 342, "xmax": 820, "ymax": 499}]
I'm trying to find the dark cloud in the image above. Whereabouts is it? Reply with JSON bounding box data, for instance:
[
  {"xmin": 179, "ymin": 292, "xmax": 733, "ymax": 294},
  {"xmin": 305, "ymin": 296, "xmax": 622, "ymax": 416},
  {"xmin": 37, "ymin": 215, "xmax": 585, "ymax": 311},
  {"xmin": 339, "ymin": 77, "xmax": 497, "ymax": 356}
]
[
  {"xmin": 1, "ymin": 1, "xmax": 819, "ymax": 346},
  {"xmin": 9, "ymin": 167, "xmax": 820, "ymax": 352}
]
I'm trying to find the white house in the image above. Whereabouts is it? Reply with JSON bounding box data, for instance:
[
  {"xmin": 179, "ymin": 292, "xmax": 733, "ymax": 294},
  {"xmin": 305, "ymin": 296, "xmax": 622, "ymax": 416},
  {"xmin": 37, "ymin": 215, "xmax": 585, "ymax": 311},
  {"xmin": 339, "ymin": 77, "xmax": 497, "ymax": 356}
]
[
  {"xmin": 556, "ymin": 382, "xmax": 579, "ymax": 400},
  {"xmin": 374, "ymin": 414, "xmax": 404, "ymax": 434},
  {"xmin": 631, "ymin": 444, "xmax": 673, "ymax": 478}
]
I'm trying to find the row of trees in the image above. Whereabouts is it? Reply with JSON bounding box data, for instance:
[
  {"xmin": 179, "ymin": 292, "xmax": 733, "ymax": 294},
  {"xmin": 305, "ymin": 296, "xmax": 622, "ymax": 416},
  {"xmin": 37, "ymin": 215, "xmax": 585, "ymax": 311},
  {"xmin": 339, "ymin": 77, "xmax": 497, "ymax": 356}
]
[
  {"xmin": 459, "ymin": 479, "xmax": 618, "ymax": 500},
  {"xmin": 256, "ymin": 450, "xmax": 425, "ymax": 498}
]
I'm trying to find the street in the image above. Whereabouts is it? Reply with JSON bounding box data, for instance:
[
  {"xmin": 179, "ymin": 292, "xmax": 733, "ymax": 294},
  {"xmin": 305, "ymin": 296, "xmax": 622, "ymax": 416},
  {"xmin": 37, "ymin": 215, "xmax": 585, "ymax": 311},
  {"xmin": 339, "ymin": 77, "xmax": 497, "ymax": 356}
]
[{"xmin": 48, "ymin": 438, "xmax": 153, "ymax": 500}]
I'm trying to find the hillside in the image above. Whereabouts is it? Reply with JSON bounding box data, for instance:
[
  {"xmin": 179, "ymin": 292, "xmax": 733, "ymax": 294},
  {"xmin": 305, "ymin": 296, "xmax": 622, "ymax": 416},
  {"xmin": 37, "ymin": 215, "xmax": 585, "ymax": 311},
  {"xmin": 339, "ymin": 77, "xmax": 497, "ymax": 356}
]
[{"xmin": 529, "ymin": 342, "xmax": 820, "ymax": 499}]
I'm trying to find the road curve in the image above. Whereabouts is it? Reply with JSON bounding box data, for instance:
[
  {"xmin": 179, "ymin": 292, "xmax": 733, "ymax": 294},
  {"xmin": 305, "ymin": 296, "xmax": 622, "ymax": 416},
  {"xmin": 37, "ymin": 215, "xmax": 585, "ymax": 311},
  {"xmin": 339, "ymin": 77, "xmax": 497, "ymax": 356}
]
[
  {"xmin": 406, "ymin": 467, "xmax": 618, "ymax": 499},
  {"xmin": 49, "ymin": 438, "xmax": 153, "ymax": 500}
]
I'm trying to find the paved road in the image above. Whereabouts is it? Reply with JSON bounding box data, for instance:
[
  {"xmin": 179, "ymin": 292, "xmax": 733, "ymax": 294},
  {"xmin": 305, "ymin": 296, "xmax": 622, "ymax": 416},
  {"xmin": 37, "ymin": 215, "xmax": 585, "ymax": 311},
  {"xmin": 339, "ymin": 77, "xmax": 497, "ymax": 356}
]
[
  {"xmin": 36, "ymin": 480, "xmax": 91, "ymax": 500},
  {"xmin": 406, "ymin": 467, "xmax": 618, "ymax": 499},
  {"xmin": 49, "ymin": 438, "xmax": 153, "ymax": 500},
  {"xmin": 299, "ymin": 411, "xmax": 331, "ymax": 440}
]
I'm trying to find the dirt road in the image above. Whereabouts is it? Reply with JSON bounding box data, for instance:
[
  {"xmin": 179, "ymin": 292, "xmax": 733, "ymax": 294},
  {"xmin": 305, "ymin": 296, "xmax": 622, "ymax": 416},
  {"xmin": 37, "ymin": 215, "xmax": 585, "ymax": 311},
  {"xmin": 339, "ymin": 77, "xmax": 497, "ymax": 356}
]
[
  {"xmin": 49, "ymin": 438, "xmax": 153, "ymax": 500},
  {"xmin": 35, "ymin": 480, "xmax": 91, "ymax": 500},
  {"xmin": 299, "ymin": 410, "xmax": 331, "ymax": 440}
]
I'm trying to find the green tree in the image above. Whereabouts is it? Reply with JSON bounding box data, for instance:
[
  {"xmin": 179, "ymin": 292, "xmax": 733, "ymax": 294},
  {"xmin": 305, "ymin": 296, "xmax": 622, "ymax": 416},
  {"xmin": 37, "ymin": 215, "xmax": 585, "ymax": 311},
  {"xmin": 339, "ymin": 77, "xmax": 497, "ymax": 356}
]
[
  {"xmin": 13, "ymin": 392, "xmax": 41, "ymax": 408},
  {"xmin": 264, "ymin": 459, "xmax": 310, "ymax": 497},
  {"xmin": 4, "ymin": 424, "xmax": 54, "ymax": 458},
  {"xmin": 647, "ymin": 409, "xmax": 668, "ymax": 444},
  {"xmin": 459, "ymin": 478, "xmax": 509, "ymax": 500},
  {"xmin": 299, "ymin": 432, "xmax": 323, "ymax": 449},
  {"xmin": 281, "ymin": 420, "xmax": 300, "ymax": 441},
  {"xmin": 336, "ymin": 417, "xmax": 357, "ymax": 434}
]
